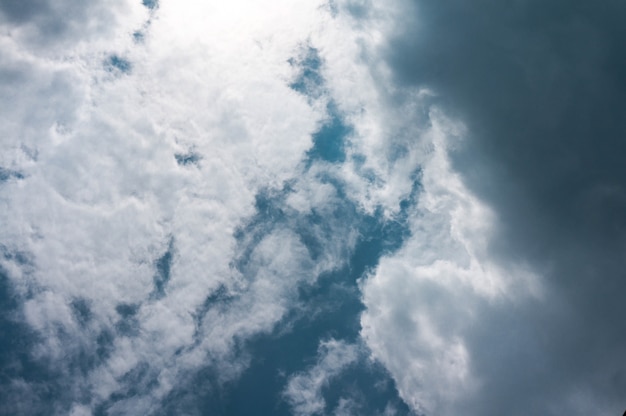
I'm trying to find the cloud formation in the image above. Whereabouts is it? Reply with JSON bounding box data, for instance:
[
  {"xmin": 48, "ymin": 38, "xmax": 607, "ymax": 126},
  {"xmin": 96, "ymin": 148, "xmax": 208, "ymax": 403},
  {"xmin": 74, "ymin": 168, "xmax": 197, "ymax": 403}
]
[
  {"xmin": 1, "ymin": 0, "xmax": 423, "ymax": 413},
  {"xmin": 357, "ymin": 0, "xmax": 626, "ymax": 415},
  {"xmin": 3, "ymin": 1, "xmax": 624, "ymax": 415},
  {"xmin": 0, "ymin": 0, "xmax": 348, "ymax": 413}
]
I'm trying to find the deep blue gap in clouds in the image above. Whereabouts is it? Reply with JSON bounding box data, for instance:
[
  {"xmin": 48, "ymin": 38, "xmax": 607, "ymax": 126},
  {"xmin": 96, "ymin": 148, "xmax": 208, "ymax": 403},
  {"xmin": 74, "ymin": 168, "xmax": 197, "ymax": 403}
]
[
  {"xmin": 0, "ymin": 251, "xmax": 119, "ymax": 415},
  {"xmin": 105, "ymin": 55, "xmax": 132, "ymax": 74},
  {"xmin": 151, "ymin": 237, "xmax": 174, "ymax": 299},
  {"xmin": 160, "ymin": 177, "xmax": 416, "ymax": 415},
  {"xmin": 156, "ymin": 44, "xmax": 420, "ymax": 416},
  {"xmin": 158, "ymin": 103, "xmax": 419, "ymax": 415},
  {"xmin": 142, "ymin": 0, "xmax": 158, "ymax": 11},
  {"xmin": 290, "ymin": 46, "xmax": 350, "ymax": 165},
  {"xmin": 306, "ymin": 101, "xmax": 351, "ymax": 165},
  {"xmin": 0, "ymin": 263, "xmax": 81, "ymax": 415},
  {"xmin": 288, "ymin": 46, "xmax": 324, "ymax": 98}
]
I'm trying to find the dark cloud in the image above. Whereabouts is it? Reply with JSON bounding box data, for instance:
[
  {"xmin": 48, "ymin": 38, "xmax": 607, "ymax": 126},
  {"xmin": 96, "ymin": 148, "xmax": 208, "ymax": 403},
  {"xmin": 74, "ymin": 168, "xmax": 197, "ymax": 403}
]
[
  {"xmin": 0, "ymin": 0, "xmax": 122, "ymax": 49},
  {"xmin": 0, "ymin": 0, "xmax": 50, "ymax": 23},
  {"xmin": 381, "ymin": 0, "xmax": 626, "ymax": 414}
]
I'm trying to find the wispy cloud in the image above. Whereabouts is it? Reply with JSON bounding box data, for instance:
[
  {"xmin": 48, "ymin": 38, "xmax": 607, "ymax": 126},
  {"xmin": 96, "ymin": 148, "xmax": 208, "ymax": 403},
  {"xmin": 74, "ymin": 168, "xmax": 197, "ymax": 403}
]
[{"xmin": 284, "ymin": 339, "xmax": 360, "ymax": 416}]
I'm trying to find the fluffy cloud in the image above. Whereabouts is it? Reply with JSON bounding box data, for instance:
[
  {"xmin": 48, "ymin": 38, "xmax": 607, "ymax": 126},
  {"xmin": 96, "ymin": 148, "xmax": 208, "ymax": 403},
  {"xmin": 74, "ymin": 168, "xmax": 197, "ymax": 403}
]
[
  {"xmin": 1, "ymin": 0, "xmax": 432, "ymax": 413},
  {"xmin": 0, "ymin": 1, "xmax": 364, "ymax": 413},
  {"xmin": 360, "ymin": 109, "xmax": 541, "ymax": 415}
]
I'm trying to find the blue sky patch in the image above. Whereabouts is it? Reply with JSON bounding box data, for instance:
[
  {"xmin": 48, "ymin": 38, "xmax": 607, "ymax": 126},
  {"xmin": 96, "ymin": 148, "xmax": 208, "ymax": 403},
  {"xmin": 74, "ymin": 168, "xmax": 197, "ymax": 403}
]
[
  {"xmin": 306, "ymin": 102, "xmax": 351, "ymax": 165},
  {"xmin": 0, "ymin": 167, "xmax": 24, "ymax": 182},
  {"xmin": 184, "ymin": 151, "xmax": 419, "ymax": 414},
  {"xmin": 288, "ymin": 46, "xmax": 352, "ymax": 166},
  {"xmin": 142, "ymin": 0, "xmax": 159, "ymax": 10},
  {"xmin": 105, "ymin": 55, "xmax": 132, "ymax": 74},
  {"xmin": 151, "ymin": 238, "xmax": 174, "ymax": 299},
  {"xmin": 175, "ymin": 152, "xmax": 202, "ymax": 166},
  {"xmin": 289, "ymin": 46, "xmax": 324, "ymax": 98}
]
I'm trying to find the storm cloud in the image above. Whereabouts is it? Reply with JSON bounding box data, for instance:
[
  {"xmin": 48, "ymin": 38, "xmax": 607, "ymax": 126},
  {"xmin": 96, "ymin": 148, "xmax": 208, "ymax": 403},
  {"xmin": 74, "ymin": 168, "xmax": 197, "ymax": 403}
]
[{"xmin": 360, "ymin": 1, "xmax": 626, "ymax": 414}]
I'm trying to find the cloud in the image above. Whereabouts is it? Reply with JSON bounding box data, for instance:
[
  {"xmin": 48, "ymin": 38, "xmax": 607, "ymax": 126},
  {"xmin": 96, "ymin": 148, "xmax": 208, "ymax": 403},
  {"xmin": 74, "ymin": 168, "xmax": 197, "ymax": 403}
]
[
  {"xmin": 0, "ymin": 0, "xmax": 366, "ymax": 413},
  {"xmin": 360, "ymin": 109, "xmax": 542, "ymax": 415},
  {"xmin": 284, "ymin": 339, "xmax": 360, "ymax": 416},
  {"xmin": 1, "ymin": 1, "xmax": 426, "ymax": 414},
  {"xmin": 0, "ymin": 0, "xmax": 144, "ymax": 54},
  {"xmin": 7, "ymin": 1, "xmax": 623, "ymax": 415},
  {"xmin": 355, "ymin": 0, "xmax": 626, "ymax": 415}
]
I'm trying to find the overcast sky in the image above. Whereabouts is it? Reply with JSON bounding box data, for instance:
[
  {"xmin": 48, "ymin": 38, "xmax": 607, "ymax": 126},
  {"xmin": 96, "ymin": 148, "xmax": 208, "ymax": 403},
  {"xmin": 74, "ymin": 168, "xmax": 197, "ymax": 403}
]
[{"xmin": 1, "ymin": 1, "xmax": 625, "ymax": 415}]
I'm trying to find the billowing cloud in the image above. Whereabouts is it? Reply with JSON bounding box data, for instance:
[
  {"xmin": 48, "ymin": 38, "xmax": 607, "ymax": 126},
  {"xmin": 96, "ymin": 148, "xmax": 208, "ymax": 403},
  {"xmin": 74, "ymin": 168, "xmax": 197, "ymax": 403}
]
[
  {"xmin": 0, "ymin": 0, "xmax": 424, "ymax": 414},
  {"xmin": 0, "ymin": 1, "xmax": 350, "ymax": 413},
  {"xmin": 361, "ymin": 108, "xmax": 541, "ymax": 414}
]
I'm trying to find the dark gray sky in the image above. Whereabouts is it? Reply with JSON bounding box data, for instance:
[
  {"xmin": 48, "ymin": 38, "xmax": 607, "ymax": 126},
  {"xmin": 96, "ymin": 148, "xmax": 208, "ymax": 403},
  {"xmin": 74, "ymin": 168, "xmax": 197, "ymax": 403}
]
[{"xmin": 376, "ymin": 0, "xmax": 626, "ymax": 414}]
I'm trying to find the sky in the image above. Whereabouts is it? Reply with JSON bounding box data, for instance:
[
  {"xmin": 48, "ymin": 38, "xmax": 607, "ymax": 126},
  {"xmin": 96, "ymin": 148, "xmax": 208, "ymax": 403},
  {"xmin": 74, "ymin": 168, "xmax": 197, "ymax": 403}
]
[{"xmin": 0, "ymin": 1, "xmax": 625, "ymax": 415}]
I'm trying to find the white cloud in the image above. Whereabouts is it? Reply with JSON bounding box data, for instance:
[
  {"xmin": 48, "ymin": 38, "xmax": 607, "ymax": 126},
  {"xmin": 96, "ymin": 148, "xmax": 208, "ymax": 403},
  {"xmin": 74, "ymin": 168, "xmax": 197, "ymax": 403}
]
[
  {"xmin": 2, "ymin": 1, "xmax": 554, "ymax": 415},
  {"xmin": 284, "ymin": 339, "xmax": 360, "ymax": 416},
  {"xmin": 359, "ymin": 109, "xmax": 543, "ymax": 415},
  {"xmin": 2, "ymin": 2, "xmax": 487, "ymax": 414},
  {"xmin": 0, "ymin": 0, "xmax": 552, "ymax": 415},
  {"xmin": 0, "ymin": 0, "xmax": 371, "ymax": 413}
]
